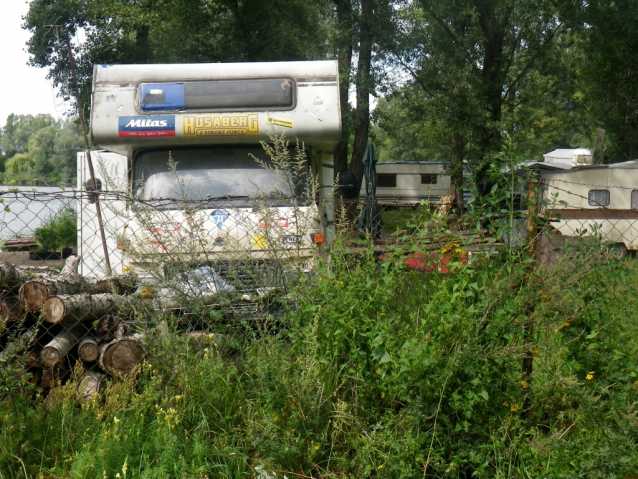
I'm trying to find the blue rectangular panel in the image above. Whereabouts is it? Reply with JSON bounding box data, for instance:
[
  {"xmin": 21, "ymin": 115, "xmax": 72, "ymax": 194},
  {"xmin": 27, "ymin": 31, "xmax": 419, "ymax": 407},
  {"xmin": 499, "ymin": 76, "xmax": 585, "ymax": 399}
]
[{"xmin": 139, "ymin": 83, "xmax": 185, "ymax": 111}]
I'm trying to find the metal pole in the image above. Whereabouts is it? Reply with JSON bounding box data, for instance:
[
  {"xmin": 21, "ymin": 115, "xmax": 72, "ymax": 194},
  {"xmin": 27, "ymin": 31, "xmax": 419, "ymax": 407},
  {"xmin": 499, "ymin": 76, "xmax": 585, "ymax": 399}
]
[{"xmin": 64, "ymin": 32, "xmax": 112, "ymax": 276}]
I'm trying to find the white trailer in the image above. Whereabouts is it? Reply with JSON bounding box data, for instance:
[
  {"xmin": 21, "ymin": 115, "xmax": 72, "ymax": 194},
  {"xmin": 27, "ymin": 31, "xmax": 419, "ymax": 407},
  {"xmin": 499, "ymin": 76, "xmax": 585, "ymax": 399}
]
[
  {"xmin": 539, "ymin": 160, "xmax": 638, "ymax": 257},
  {"xmin": 359, "ymin": 161, "xmax": 451, "ymax": 205},
  {"xmin": 79, "ymin": 61, "xmax": 341, "ymax": 280}
]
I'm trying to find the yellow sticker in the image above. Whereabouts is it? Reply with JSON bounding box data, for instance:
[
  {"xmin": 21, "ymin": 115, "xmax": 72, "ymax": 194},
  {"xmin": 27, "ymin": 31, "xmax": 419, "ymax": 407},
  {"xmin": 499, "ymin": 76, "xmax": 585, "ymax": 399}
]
[
  {"xmin": 183, "ymin": 114, "xmax": 259, "ymax": 137},
  {"xmin": 266, "ymin": 117, "xmax": 293, "ymax": 128},
  {"xmin": 253, "ymin": 234, "xmax": 268, "ymax": 249}
]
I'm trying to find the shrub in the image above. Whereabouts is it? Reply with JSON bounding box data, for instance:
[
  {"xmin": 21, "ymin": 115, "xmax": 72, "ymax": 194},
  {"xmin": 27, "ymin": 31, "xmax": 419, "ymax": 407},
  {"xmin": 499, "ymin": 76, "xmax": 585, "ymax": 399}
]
[{"xmin": 34, "ymin": 206, "xmax": 76, "ymax": 252}]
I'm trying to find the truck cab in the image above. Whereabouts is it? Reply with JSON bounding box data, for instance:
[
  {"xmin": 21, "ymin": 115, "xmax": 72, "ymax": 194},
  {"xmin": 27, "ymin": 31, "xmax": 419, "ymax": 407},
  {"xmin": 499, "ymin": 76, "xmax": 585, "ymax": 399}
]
[{"xmin": 78, "ymin": 61, "xmax": 341, "ymax": 288}]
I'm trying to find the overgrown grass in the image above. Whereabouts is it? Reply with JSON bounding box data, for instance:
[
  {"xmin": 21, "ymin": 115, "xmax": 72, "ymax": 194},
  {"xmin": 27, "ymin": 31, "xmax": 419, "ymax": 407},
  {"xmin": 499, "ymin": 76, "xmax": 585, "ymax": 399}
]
[
  {"xmin": 3, "ymin": 137, "xmax": 638, "ymax": 477},
  {"xmin": 2, "ymin": 236, "xmax": 638, "ymax": 478}
]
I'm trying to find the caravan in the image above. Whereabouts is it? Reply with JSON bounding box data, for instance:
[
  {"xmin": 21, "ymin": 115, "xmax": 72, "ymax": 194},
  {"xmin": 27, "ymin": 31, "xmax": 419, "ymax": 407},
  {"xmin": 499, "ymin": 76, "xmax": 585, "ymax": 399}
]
[
  {"xmin": 78, "ymin": 61, "xmax": 341, "ymax": 280},
  {"xmin": 539, "ymin": 160, "xmax": 638, "ymax": 257},
  {"xmin": 359, "ymin": 161, "xmax": 452, "ymax": 205}
]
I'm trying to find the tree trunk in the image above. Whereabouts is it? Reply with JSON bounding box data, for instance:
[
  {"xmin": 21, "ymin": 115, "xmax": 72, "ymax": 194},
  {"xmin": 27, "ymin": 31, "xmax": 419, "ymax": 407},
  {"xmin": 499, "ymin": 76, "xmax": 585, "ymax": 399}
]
[
  {"xmin": 41, "ymin": 358, "xmax": 67, "ymax": 388},
  {"xmin": 43, "ymin": 293, "xmax": 137, "ymax": 325},
  {"xmin": 20, "ymin": 275, "xmax": 137, "ymax": 313},
  {"xmin": 78, "ymin": 334, "xmax": 99, "ymax": 362},
  {"xmin": 99, "ymin": 334, "xmax": 145, "ymax": 376},
  {"xmin": 333, "ymin": 0, "xmax": 354, "ymax": 181},
  {"xmin": 0, "ymin": 296, "xmax": 24, "ymax": 323},
  {"xmin": 77, "ymin": 369, "xmax": 106, "ymax": 403},
  {"xmin": 0, "ymin": 262, "xmax": 60, "ymax": 286},
  {"xmin": 95, "ymin": 315, "xmax": 132, "ymax": 341},
  {"xmin": 350, "ymin": 0, "xmax": 374, "ymax": 189},
  {"xmin": 25, "ymin": 348, "xmax": 42, "ymax": 368},
  {"xmin": 40, "ymin": 325, "xmax": 84, "ymax": 367}
]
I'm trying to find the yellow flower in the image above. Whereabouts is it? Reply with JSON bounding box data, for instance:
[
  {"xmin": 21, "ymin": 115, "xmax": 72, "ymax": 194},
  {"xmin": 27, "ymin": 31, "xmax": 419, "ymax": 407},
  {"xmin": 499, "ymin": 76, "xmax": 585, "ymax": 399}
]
[
  {"xmin": 313, "ymin": 445, "xmax": 320, "ymax": 451},
  {"xmin": 586, "ymin": 372, "xmax": 595, "ymax": 381},
  {"xmin": 510, "ymin": 404, "xmax": 521, "ymax": 412},
  {"xmin": 560, "ymin": 322, "xmax": 570, "ymax": 328},
  {"xmin": 140, "ymin": 287, "xmax": 155, "ymax": 298},
  {"xmin": 377, "ymin": 465, "xmax": 384, "ymax": 470},
  {"xmin": 114, "ymin": 416, "xmax": 121, "ymax": 424},
  {"xmin": 521, "ymin": 380, "xmax": 529, "ymax": 389}
]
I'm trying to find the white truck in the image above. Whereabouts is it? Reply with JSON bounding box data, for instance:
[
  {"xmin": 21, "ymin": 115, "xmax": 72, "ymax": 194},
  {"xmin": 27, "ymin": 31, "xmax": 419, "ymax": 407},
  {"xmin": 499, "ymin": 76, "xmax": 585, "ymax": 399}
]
[{"xmin": 77, "ymin": 61, "xmax": 342, "ymax": 289}]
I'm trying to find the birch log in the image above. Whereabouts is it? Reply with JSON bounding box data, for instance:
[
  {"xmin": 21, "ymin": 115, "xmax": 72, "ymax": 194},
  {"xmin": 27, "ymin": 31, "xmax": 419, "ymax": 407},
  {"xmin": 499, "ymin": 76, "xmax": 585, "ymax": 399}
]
[
  {"xmin": 40, "ymin": 326, "xmax": 84, "ymax": 367},
  {"xmin": 0, "ymin": 296, "xmax": 24, "ymax": 323},
  {"xmin": 42, "ymin": 293, "xmax": 137, "ymax": 325},
  {"xmin": 99, "ymin": 334, "xmax": 145, "ymax": 376},
  {"xmin": 77, "ymin": 369, "xmax": 106, "ymax": 403},
  {"xmin": 95, "ymin": 315, "xmax": 131, "ymax": 340},
  {"xmin": 0, "ymin": 262, "xmax": 60, "ymax": 286},
  {"xmin": 78, "ymin": 334, "xmax": 99, "ymax": 362},
  {"xmin": 20, "ymin": 275, "xmax": 138, "ymax": 313},
  {"xmin": 25, "ymin": 348, "xmax": 42, "ymax": 368},
  {"xmin": 41, "ymin": 358, "xmax": 67, "ymax": 388}
]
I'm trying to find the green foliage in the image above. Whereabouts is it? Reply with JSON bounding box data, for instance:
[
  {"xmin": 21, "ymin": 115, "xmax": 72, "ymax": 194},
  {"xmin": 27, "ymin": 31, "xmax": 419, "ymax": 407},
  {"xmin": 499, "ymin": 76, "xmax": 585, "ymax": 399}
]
[
  {"xmin": 34, "ymin": 206, "xmax": 77, "ymax": 252},
  {"xmin": 0, "ymin": 115, "xmax": 82, "ymax": 184},
  {"xmin": 4, "ymin": 140, "xmax": 638, "ymax": 478},
  {"xmin": 579, "ymin": 0, "xmax": 638, "ymax": 162},
  {"xmin": 4, "ymin": 232, "xmax": 638, "ymax": 477}
]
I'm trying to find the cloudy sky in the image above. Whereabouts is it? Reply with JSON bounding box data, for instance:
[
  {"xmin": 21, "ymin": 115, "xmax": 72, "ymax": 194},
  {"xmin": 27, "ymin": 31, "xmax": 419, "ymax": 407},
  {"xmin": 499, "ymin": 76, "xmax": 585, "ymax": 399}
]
[{"xmin": 0, "ymin": 0, "xmax": 66, "ymax": 125}]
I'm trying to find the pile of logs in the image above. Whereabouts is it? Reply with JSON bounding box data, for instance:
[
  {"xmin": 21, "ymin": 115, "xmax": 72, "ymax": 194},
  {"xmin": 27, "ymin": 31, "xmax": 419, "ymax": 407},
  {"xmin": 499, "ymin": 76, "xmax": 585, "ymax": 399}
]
[{"xmin": 0, "ymin": 257, "xmax": 145, "ymax": 402}]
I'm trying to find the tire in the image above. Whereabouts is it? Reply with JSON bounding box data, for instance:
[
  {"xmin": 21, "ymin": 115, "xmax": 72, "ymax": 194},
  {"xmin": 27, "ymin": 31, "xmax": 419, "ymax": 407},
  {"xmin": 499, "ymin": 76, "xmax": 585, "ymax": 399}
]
[{"xmin": 609, "ymin": 243, "xmax": 628, "ymax": 259}]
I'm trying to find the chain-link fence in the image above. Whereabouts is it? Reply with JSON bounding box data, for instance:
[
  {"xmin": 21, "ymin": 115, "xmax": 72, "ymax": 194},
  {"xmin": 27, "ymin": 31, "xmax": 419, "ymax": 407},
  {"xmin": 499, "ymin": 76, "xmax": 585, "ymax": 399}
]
[{"xmin": 1, "ymin": 178, "xmax": 633, "ymax": 399}]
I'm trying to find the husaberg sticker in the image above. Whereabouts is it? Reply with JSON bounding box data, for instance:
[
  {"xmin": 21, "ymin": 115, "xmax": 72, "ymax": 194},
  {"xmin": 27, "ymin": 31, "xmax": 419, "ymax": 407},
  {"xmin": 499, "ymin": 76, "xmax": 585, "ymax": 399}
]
[
  {"xmin": 118, "ymin": 116, "xmax": 176, "ymax": 137},
  {"xmin": 183, "ymin": 114, "xmax": 259, "ymax": 137}
]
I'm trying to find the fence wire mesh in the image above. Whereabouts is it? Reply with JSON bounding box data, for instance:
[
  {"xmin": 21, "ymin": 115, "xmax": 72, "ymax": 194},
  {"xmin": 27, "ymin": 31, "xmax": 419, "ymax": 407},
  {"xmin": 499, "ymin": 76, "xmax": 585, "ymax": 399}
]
[{"xmin": 0, "ymin": 179, "xmax": 633, "ymax": 398}]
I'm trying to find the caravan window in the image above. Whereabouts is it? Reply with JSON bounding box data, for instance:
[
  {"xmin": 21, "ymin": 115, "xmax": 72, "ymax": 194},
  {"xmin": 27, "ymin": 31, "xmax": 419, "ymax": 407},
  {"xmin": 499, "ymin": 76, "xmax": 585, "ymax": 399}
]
[
  {"xmin": 421, "ymin": 174, "xmax": 438, "ymax": 185},
  {"xmin": 588, "ymin": 190, "xmax": 610, "ymax": 207},
  {"xmin": 376, "ymin": 174, "xmax": 397, "ymax": 188},
  {"xmin": 632, "ymin": 190, "xmax": 638, "ymax": 210}
]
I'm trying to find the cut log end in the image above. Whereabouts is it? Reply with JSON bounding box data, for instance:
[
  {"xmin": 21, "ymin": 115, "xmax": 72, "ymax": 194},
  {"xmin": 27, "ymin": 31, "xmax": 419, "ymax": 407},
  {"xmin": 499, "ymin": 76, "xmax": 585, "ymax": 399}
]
[
  {"xmin": 77, "ymin": 370, "xmax": 106, "ymax": 403},
  {"xmin": 1, "ymin": 297, "xmax": 24, "ymax": 322},
  {"xmin": 43, "ymin": 297, "xmax": 66, "ymax": 324},
  {"xmin": 21, "ymin": 281, "xmax": 49, "ymax": 313},
  {"xmin": 78, "ymin": 337, "xmax": 99, "ymax": 363},
  {"xmin": 101, "ymin": 337, "xmax": 145, "ymax": 376},
  {"xmin": 40, "ymin": 347, "xmax": 62, "ymax": 368}
]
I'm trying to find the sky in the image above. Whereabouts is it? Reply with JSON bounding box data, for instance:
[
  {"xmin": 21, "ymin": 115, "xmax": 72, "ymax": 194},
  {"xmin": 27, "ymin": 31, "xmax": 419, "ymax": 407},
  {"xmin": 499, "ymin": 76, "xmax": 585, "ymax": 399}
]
[{"xmin": 0, "ymin": 0, "xmax": 66, "ymax": 126}]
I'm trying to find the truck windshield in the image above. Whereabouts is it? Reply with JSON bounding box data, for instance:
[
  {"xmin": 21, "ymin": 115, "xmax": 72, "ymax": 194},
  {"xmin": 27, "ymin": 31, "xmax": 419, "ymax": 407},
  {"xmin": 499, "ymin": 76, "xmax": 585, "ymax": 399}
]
[{"xmin": 134, "ymin": 145, "xmax": 308, "ymax": 208}]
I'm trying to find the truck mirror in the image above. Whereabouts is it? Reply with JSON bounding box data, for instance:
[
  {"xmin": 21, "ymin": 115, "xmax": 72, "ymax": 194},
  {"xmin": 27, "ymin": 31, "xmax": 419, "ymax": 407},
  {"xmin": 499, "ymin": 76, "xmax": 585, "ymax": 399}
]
[{"xmin": 338, "ymin": 172, "xmax": 358, "ymax": 199}]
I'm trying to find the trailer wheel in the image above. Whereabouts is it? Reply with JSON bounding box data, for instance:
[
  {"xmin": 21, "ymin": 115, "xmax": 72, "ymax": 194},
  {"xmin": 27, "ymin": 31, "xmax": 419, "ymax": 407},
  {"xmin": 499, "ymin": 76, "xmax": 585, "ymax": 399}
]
[{"xmin": 609, "ymin": 243, "xmax": 628, "ymax": 259}]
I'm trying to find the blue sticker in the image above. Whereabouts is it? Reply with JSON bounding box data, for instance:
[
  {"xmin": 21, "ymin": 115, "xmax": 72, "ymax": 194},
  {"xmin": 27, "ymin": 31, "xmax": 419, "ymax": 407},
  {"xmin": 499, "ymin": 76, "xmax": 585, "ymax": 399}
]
[{"xmin": 211, "ymin": 210, "xmax": 229, "ymax": 228}]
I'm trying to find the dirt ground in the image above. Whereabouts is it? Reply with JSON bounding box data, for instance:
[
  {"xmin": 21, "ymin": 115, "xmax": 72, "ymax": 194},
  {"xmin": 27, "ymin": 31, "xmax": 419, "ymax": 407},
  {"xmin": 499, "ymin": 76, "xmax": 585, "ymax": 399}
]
[{"xmin": 0, "ymin": 251, "xmax": 65, "ymax": 268}]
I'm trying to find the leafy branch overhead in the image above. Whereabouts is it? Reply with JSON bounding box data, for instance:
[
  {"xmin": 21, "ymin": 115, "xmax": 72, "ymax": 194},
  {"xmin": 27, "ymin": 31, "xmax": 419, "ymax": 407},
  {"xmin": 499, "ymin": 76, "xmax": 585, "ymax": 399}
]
[{"xmin": 17, "ymin": 0, "xmax": 638, "ymax": 192}]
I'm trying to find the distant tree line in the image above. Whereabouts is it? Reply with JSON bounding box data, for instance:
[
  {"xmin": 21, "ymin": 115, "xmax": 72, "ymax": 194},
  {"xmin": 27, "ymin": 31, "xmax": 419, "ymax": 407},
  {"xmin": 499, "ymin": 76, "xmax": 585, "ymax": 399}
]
[
  {"xmin": 0, "ymin": 114, "xmax": 83, "ymax": 185},
  {"xmin": 19, "ymin": 0, "xmax": 638, "ymax": 194}
]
